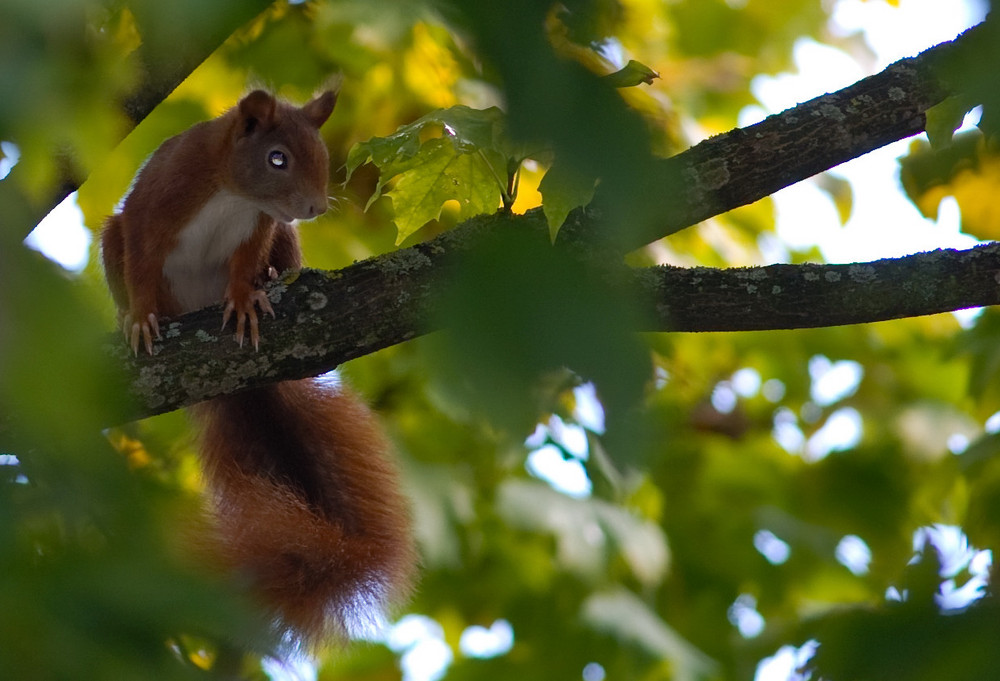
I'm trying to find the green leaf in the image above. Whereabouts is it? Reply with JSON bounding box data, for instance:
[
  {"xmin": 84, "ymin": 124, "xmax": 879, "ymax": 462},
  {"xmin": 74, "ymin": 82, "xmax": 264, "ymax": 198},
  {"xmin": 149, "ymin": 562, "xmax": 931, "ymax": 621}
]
[
  {"xmin": 601, "ymin": 59, "xmax": 660, "ymax": 88},
  {"xmin": 498, "ymin": 479, "xmax": 669, "ymax": 585},
  {"xmin": 387, "ymin": 137, "xmax": 503, "ymax": 244},
  {"xmin": 345, "ymin": 106, "xmax": 512, "ymax": 181},
  {"xmin": 345, "ymin": 106, "xmax": 513, "ymax": 241},
  {"xmin": 925, "ymin": 95, "xmax": 977, "ymax": 150},
  {"xmin": 582, "ymin": 588, "xmax": 717, "ymax": 681},
  {"xmin": 431, "ymin": 226, "xmax": 652, "ymax": 433},
  {"xmin": 898, "ymin": 131, "xmax": 980, "ymax": 218},
  {"xmin": 345, "ymin": 129, "xmax": 423, "ymax": 208},
  {"xmin": 538, "ymin": 162, "xmax": 598, "ymax": 240},
  {"xmin": 433, "ymin": 105, "xmax": 513, "ymax": 157}
]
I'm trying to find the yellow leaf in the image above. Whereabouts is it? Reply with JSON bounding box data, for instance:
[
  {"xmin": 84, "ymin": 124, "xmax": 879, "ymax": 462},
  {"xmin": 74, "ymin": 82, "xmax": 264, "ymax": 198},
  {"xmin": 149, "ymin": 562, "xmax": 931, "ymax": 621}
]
[
  {"xmin": 816, "ymin": 173, "xmax": 854, "ymax": 225},
  {"xmin": 404, "ymin": 22, "xmax": 460, "ymax": 109},
  {"xmin": 940, "ymin": 155, "xmax": 1000, "ymax": 240}
]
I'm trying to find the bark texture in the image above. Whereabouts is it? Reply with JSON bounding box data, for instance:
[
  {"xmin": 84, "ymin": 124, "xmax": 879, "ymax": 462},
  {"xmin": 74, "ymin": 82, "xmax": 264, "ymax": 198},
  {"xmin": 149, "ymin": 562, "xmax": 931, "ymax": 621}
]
[{"xmin": 105, "ymin": 21, "xmax": 998, "ymax": 419}]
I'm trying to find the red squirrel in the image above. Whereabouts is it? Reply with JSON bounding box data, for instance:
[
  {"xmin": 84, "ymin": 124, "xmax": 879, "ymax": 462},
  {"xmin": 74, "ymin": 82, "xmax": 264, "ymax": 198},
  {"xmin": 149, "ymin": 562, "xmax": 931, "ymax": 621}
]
[{"xmin": 101, "ymin": 90, "xmax": 416, "ymax": 643}]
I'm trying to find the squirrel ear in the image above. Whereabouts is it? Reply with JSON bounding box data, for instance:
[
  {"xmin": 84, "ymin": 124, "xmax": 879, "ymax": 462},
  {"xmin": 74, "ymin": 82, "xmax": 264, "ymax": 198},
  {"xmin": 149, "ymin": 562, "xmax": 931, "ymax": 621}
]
[
  {"xmin": 302, "ymin": 90, "xmax": 337, "ymax": 129},
  {"xmin": 238, "ymin": 90, "xmax": 277, "ymax": 135}
]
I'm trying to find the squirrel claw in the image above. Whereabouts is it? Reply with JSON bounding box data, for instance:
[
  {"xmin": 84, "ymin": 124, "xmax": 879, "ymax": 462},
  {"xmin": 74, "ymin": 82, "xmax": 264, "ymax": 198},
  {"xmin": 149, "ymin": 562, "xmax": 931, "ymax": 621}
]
[
  {"xmin": 124, "ymin": 312, "xmax": 161, "ymax": 355},
  {"xmin": 222, "ymin": 289, "xmax": 274, "ymax": 350}
]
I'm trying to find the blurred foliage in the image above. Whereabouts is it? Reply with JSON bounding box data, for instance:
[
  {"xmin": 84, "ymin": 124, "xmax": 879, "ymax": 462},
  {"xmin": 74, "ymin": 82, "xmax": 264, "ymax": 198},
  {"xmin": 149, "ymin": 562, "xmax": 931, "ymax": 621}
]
[
  {"xmin": 4, "ymin": 1, "xmax": 1000, "ymax": 680},
  {"xmin": 901, "ymin": 131, "xmax": 1000, "ymax": 241}
]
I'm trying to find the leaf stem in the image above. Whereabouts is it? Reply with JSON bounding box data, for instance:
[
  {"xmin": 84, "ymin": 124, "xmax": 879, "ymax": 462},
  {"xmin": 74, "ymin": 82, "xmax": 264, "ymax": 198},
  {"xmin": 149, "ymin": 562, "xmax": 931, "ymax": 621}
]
[
  {"xmin": 506, "ymin": 164, "xmax": 521, "ymax": 212},
  {"xmin": 477, "ymin": 148, "xmax": 513, "ymax": 209}
]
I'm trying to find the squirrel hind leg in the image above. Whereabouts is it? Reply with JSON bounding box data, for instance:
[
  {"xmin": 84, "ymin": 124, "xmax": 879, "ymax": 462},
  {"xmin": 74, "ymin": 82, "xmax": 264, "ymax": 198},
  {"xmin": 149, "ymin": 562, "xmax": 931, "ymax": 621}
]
[{"xmin": 100, "ymin": 215, "xmax": 129, "ymax": 314}]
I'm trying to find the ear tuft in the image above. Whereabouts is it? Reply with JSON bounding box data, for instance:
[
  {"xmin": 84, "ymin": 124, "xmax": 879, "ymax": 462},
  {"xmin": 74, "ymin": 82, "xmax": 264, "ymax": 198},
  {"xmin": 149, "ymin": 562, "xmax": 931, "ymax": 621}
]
[
  {"xmin": 302, "ymin": 90, "xmax": 337, "ymax": 129},
  {"xmin": 238, "ymin": 90, "xmax": 277, "ymax": 135}
]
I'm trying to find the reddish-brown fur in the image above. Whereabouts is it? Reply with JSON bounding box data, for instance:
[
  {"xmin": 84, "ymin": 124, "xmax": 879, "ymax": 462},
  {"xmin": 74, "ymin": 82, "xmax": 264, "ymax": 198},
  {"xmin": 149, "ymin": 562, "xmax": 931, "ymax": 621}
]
[
  {"xmin": 193, "ymin": 380, "xmax": 416, "ymax": 641},
  {"xmin": 103, "ymin": 90, "xmax": 336, "ymax": 332},
  {"xmin": 101, "ymin": 90, "xmax": 416, "ymax": 644}
]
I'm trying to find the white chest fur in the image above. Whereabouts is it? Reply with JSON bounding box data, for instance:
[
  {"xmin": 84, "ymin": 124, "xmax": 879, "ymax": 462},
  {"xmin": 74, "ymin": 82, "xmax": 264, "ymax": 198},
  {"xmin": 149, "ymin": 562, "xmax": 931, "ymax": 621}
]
[{"xmin": 163, "ymin": 190, "xmax": 264, "ymax": 314}]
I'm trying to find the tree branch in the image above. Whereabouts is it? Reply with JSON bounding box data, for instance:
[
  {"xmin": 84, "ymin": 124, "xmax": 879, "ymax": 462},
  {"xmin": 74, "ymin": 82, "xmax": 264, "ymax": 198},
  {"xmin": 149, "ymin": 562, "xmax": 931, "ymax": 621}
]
[
  {"xmin": 636, "ymin": 243, "xmax": 1000, "ymax": 332},
  {"xmin": 120, "ymin": 209, "xmax": 1000, "ymax": 418},
  {"xmin": 113, "ymin": 22, "xmax": 996, "ymax": 419},
  {"xmin": 566, "ymin": 21, "xmax": 981, "ymax": 251}
]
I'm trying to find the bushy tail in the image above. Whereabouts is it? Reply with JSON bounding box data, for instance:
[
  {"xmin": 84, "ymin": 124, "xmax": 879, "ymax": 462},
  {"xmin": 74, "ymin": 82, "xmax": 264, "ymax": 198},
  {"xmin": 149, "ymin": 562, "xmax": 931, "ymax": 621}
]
[{"xmin": 193, "ymin": 378, "xmax": 416, "ymax": 642}]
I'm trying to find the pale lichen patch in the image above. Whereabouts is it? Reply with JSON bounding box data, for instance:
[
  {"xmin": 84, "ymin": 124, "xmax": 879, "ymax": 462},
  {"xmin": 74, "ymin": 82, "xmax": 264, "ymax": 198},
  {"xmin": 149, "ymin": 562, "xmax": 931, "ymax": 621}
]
[
  {"xmin": 735, "ymin": 268, "xmax": 768, "ymax": 282},
  {"xmin": 848, "ymin": 264, "xmax": 878, "ymax": 283},
  {"xmin": 381, "ymin": 247, "xmax": 434, "ymax": 276},
  {"xmin": 695, "ymin": 157, "xmax": 731, "ymax": 191},
  {"xmin": 307, "ymin": 291, "xmax": 329, "ymax": 311},
  {"xmin": 266, "ymin": 281, "xmax": 290, "ymax": 305},
  {"xmin": 818, "ymin": 104, "xmax": 846, "ymax": 123},
  {"xmin": 135, "ymin": 365, "xmax": 167, "ymax": 408}
]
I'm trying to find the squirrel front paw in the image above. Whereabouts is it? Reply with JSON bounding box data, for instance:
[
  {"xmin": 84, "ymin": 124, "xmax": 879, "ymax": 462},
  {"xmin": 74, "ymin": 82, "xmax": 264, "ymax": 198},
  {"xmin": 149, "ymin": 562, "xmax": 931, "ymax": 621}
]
[
  {"xmin": 123, "ymin": 311, "xmax": 161, "ymax": 356},
  {"xmin": 222, "ymin": 286, "xmax": 275, "ymax": 350}
]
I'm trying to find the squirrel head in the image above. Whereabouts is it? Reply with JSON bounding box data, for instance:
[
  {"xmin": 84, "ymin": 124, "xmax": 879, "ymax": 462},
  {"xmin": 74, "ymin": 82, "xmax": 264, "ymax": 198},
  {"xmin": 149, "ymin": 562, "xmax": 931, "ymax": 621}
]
[{"xmin": 229, "ymin": 89, "xmax": 337, "ymax": 223}]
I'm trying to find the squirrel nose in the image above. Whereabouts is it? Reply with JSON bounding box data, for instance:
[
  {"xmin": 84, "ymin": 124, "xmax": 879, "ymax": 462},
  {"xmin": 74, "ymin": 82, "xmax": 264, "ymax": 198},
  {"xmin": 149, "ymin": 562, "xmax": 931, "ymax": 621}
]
[{"xmin": 307, "ymin": 195, "xmax": 328, "ymax": 218}]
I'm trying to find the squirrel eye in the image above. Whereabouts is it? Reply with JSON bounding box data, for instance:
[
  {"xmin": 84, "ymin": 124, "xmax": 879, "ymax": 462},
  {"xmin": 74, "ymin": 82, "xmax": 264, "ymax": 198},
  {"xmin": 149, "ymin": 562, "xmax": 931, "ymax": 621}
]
[{"xmin": 268, "ymin": 150, "xmax": 288, "ymax": 169}]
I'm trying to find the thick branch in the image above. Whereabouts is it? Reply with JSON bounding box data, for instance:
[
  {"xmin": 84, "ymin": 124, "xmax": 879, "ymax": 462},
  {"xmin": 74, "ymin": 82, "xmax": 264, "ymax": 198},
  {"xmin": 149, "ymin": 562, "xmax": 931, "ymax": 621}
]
[
  {"xmin": 568, "ymin": 21, "xmax": 980, "ymax": 250},
  {"xmin": 113, "ymin": 22, "xmax": 997, "ymax": 419},
  {"xmin": 112, "ymin": 212, "xmax": 495, "ymax": 419},
  {"xmin": 119, "ymin": 209, "xmax": 1000, "ymax": 417},
  {"xmin": 636, "ymin": 243, "xmax": 1000, "ymax": 332}
]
